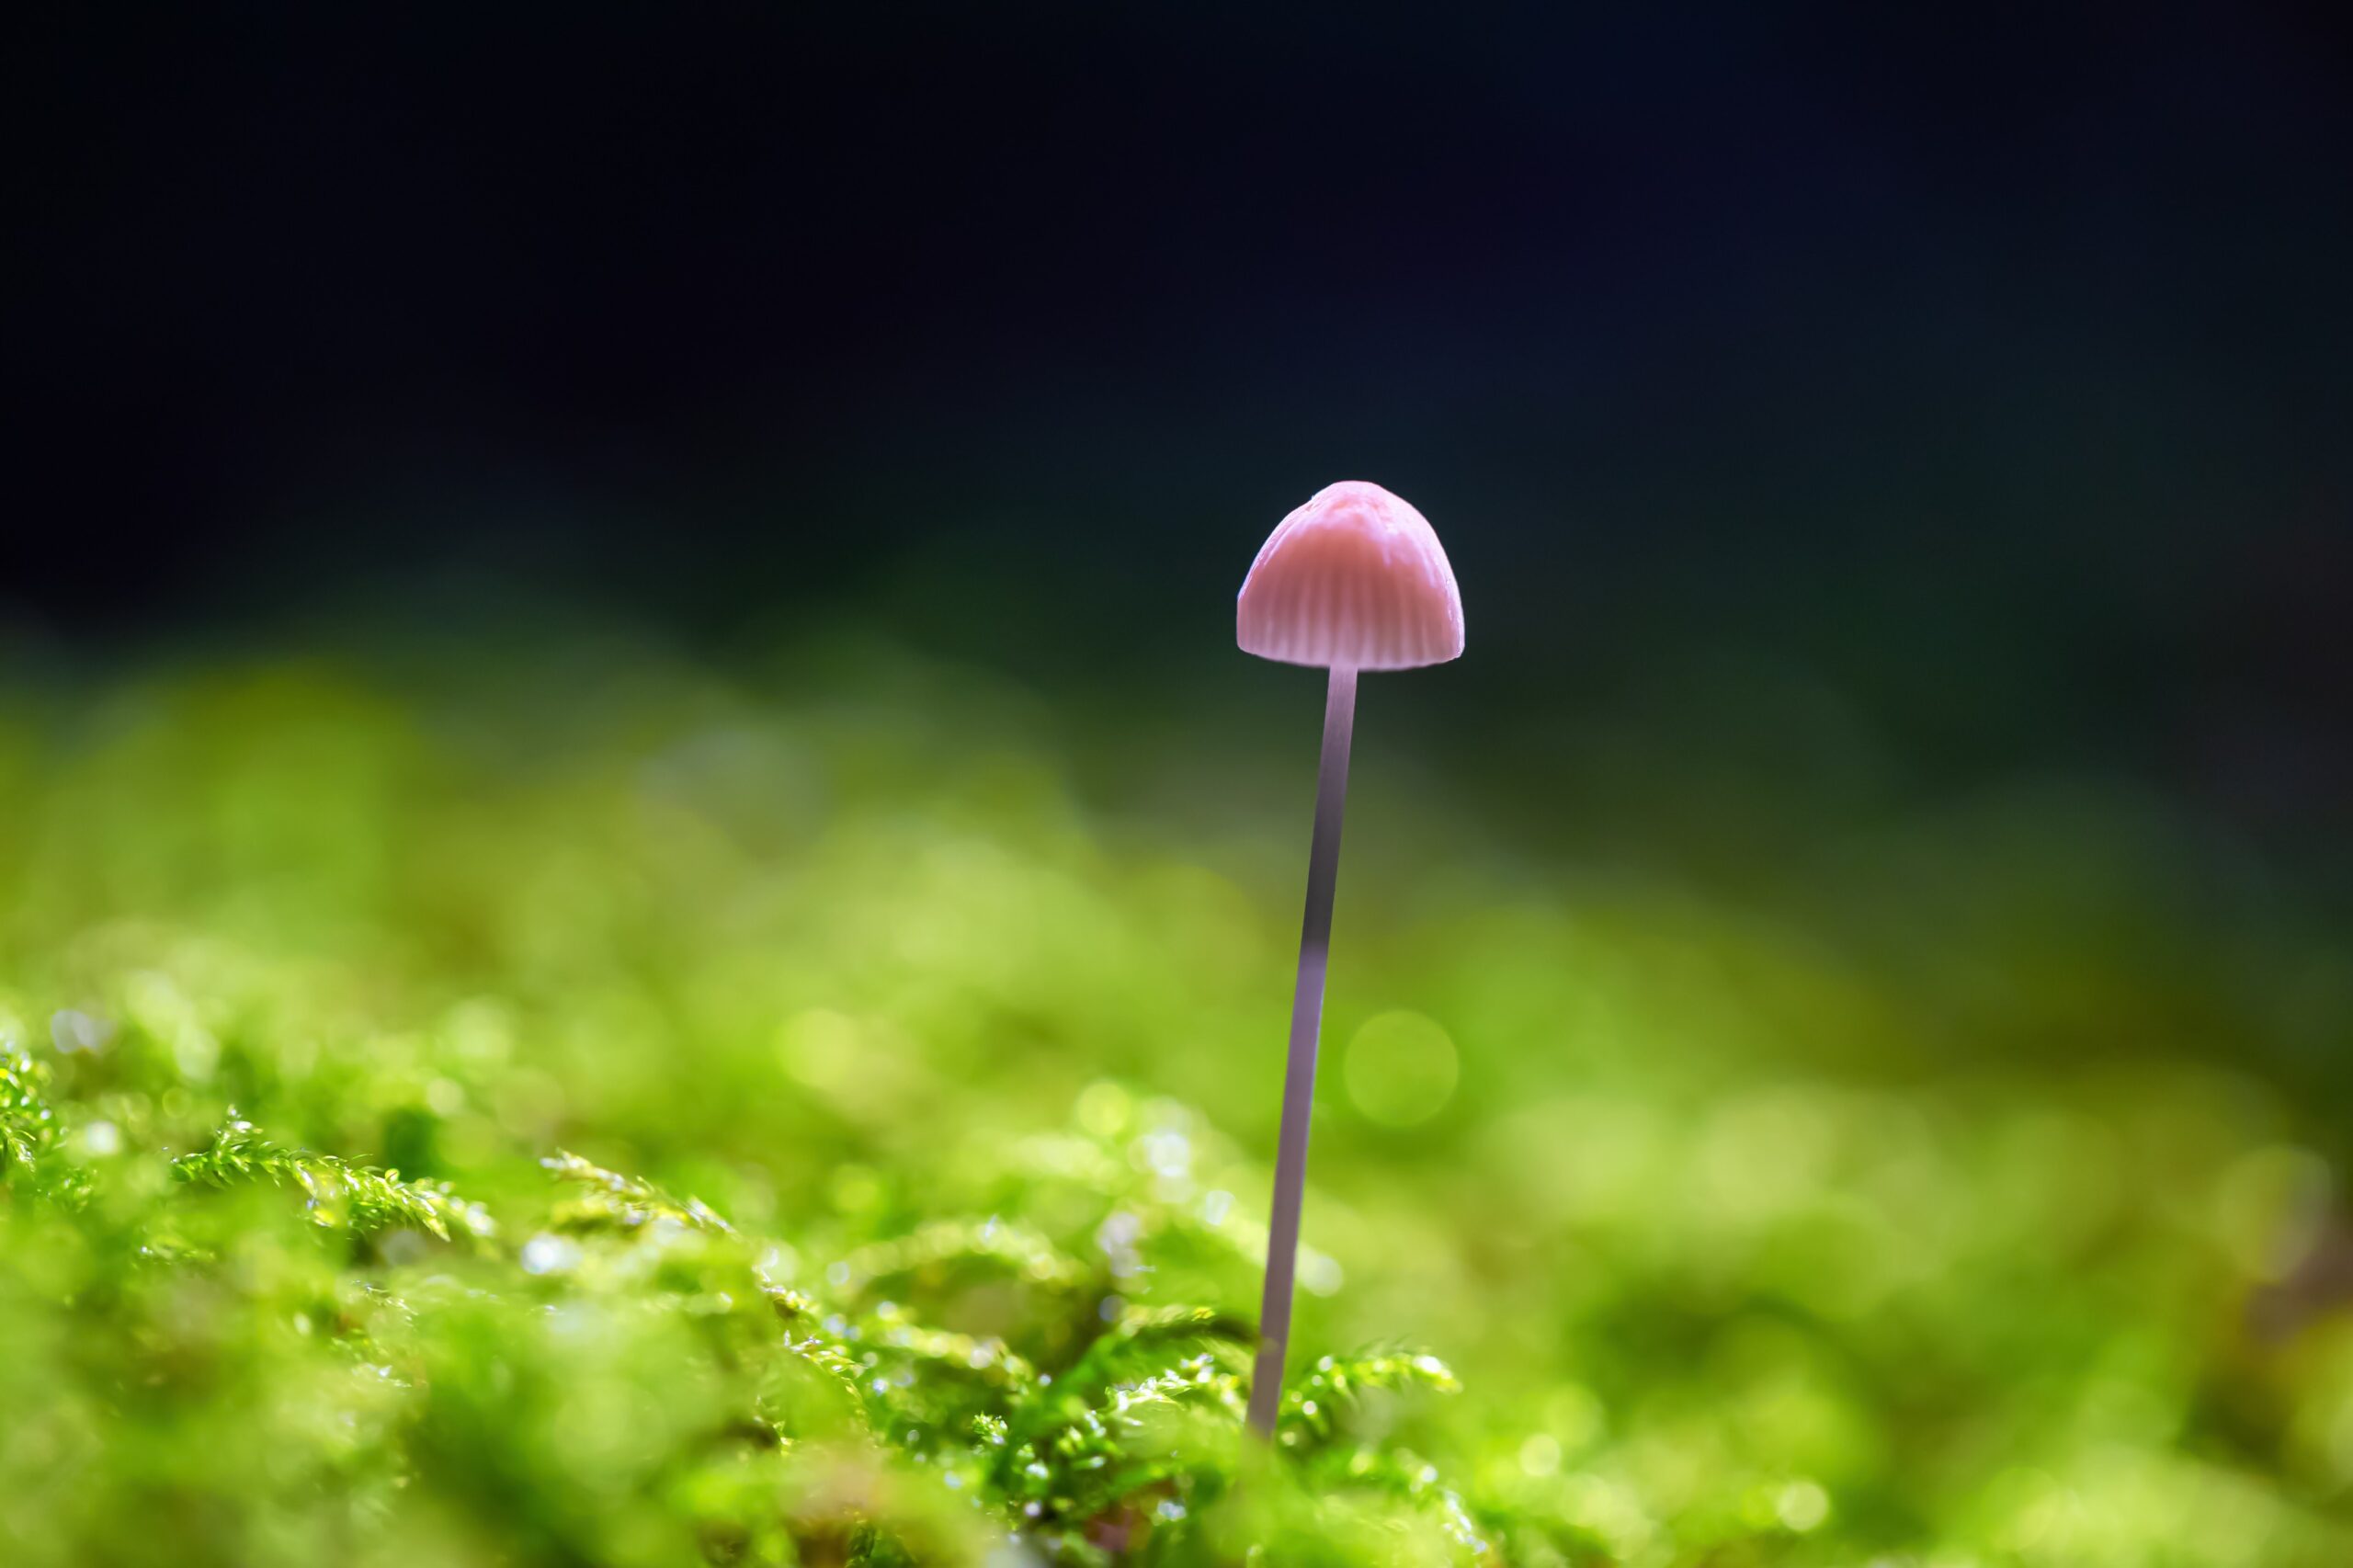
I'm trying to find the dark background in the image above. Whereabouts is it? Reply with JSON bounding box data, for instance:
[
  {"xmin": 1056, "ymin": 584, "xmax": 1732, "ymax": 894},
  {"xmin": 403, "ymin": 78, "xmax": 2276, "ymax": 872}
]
[{"xmin": 12, "ymin": 3, "xmax": 2352, "ymax": 864}]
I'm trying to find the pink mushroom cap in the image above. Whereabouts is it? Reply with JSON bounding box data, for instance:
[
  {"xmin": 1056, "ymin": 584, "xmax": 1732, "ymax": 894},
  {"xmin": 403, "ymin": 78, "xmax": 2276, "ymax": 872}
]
[{"xmin": 1236, "ymin": 481, "xmax": 1465, "ymax": 670}]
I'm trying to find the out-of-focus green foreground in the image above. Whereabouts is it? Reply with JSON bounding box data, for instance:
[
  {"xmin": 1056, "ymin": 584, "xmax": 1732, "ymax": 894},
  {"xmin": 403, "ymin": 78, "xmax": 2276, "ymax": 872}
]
[{"xmin": 2, "ymin": 639, "xmax": 2349, "ymax": 1567}]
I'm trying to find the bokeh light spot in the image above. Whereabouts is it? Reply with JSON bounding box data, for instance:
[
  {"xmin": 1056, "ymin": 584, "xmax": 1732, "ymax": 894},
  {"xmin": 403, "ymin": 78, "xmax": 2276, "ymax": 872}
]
[
  {"xmin": 1075, "ymin": 1080, "xmax": 1132, "ymax": 1138},
  {"xmin": 1343, "ymin": 1010, "xmax": 1458, "ymax": 1128},
  {"xmin": 1775, "ymin": 1480, "xmax": 1830, "ymax": 1532}
]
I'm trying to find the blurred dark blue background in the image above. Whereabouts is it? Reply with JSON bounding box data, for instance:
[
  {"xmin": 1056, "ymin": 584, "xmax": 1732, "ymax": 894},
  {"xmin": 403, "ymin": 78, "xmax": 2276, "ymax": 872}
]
[{"xmin": 13, "ymin": 3, "xmax": 2352, "ymax": 866}]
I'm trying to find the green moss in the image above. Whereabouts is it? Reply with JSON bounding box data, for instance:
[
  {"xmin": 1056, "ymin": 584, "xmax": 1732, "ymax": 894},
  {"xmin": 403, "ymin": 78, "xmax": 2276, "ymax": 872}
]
[{"xmin": 1, "ymin": 646, "xmax": 2350, "ymax": 1565}]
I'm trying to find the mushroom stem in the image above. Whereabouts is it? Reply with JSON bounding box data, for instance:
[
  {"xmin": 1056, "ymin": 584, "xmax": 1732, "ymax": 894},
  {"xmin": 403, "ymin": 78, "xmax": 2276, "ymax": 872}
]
[{"xmin": 1247, "ymin": 662, "xmax": 1358, "ymax": 1436}]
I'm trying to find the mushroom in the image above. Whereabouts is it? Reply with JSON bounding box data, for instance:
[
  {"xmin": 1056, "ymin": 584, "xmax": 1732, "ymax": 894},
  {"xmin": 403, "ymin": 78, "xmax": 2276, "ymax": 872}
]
[{"xmin": 1234, "ymin": 479, "xmax": 1464, "ymax": 1435}]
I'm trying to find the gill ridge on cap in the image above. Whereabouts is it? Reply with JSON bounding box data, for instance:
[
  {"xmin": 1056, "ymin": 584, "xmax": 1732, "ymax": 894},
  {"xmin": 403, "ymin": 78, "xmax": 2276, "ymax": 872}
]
[{"xmin": 1236, "ymin": 480, "xmax": 1465, "ymax": 671}]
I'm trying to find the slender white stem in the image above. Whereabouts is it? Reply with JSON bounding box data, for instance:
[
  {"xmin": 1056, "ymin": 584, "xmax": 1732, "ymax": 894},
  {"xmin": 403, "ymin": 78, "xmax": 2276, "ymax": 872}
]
[{"xmin": 1247, "ymin": 664, "xmax": 1358, "ymax": 1436}]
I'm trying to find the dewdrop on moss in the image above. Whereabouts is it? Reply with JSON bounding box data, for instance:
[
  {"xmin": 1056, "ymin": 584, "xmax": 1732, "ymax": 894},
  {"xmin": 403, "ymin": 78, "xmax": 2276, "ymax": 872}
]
[{"xmin": 1234, "ymin": 479, "xmax": 1464, "ymax": 1436}]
